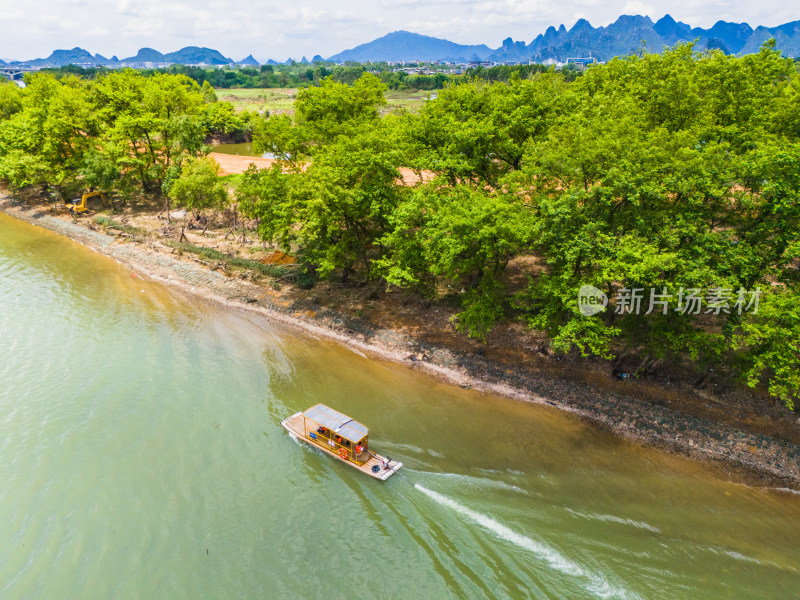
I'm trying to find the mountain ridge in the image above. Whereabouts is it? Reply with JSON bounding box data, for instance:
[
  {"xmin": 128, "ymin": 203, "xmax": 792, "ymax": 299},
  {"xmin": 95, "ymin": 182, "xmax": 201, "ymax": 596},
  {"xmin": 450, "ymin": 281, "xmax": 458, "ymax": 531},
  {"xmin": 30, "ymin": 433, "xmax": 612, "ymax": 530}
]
[
  {"xmin": 7, "ymin": 46, "xmax": 235, "ymax": 68},
  {"xmin": 327, "ymin": 30, "xmax": 493, "ymax": 63},
  {"xmin": 330, "ymin": 15, "xmax": 800, "ymax": 63}
]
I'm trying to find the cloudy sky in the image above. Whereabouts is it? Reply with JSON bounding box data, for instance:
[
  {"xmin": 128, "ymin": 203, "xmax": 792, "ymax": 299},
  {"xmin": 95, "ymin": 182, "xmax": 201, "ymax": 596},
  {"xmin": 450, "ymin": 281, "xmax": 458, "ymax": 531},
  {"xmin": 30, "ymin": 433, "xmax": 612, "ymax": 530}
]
[{"xmin": 1, "ymin": 0, "xmax": 797, "ymax": 62}]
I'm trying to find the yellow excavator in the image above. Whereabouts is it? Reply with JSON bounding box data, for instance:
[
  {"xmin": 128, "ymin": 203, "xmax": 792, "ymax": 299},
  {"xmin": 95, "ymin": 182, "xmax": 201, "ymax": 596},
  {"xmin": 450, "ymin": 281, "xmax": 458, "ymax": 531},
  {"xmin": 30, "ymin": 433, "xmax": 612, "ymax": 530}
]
[{"xmin": 67, "ymin": 191, "xmax": 106, "ymax": 215}]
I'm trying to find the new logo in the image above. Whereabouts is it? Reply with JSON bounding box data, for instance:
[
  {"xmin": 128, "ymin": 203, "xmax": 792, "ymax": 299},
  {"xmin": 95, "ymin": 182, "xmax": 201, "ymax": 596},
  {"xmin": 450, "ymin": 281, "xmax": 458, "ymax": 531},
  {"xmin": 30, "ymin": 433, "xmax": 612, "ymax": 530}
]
[{"xmin": 578, "ymin": 285, "xmax": 608, "ymax": 316}]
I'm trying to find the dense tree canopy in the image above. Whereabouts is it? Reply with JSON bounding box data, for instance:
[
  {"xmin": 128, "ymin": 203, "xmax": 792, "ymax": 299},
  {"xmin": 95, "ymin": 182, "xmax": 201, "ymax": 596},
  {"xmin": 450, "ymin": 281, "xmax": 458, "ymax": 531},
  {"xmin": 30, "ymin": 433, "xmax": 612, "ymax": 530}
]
[
  {"xmin": 242, "ymin": 44, "xmax": 800, "ymax": 408},
  {"xmin": 2, "ymin": 44, "xmax": 799, "ymax": 409},
  {"xmin": 0, "ymin": 70, "xmax": 226, "ymax": 199}
]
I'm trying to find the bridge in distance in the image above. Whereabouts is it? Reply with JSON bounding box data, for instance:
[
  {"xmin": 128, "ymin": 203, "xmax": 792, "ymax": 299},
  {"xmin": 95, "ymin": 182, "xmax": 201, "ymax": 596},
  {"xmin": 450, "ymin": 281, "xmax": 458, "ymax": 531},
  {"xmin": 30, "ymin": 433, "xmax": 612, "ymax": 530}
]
[{"xmin": 1, "ymin": 66, "xmax": 37, "ymax": 86}]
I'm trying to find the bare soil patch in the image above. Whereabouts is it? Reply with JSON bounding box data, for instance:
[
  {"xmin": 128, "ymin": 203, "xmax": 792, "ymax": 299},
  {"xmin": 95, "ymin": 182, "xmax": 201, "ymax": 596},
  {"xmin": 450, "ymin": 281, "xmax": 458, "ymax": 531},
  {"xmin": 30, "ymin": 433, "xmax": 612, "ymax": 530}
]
[{"xmin": 208, "ymin": 152, "xmax": 278, "ymax": 175}]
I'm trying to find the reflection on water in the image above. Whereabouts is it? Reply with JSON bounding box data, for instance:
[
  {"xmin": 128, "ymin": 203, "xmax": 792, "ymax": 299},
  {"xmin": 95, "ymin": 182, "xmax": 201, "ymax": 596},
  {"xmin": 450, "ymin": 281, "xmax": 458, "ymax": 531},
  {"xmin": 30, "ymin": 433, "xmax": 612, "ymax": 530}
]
[{"xmin": 1, "ymin": 211, "xmax": 799, "ymax": 599}]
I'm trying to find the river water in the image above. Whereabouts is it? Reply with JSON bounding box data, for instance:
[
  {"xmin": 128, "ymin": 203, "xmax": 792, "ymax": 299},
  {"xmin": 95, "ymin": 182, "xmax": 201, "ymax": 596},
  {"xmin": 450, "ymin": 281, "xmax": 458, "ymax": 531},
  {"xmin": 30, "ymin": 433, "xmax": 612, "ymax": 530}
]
[
  {"xmin": 1, "ymin": 211, "xmax": 799, "ymax": 599},
  {"xmin": 212, "ymin": 142, "xmax": 260, "ymax": 157},
  {"xmin": 211, "ymin": 142, "xmax": 289, "ymax": 161}
]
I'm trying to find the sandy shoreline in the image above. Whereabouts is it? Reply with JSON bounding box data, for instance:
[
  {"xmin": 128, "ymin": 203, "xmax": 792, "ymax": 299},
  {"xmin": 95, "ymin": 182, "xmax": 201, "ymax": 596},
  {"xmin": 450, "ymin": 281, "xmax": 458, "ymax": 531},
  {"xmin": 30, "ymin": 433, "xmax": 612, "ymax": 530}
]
[{"xmin": 3, "ymin": 192, "xmax": 799, "ymax": 491}]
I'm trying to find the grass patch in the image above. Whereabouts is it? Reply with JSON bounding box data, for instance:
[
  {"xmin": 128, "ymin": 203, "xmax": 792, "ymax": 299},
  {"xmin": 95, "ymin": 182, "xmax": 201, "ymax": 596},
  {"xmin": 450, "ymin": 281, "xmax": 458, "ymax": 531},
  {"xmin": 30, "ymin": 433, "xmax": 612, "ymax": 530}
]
[
  {"xmin": 214, "ymin": 88, "xmax": 297, "ymax": 114},
  {"xmin": 214, "ymin": 88, "xmax": 267, "ymax": 98},
  {"xmin": 94, "ymin": 216, "xmax": 144, "ymax": 236},
  {"xmin": 383, "ymin": 90, "xmax": 430, "ymax": 114},
  {"xmin": 169, "ymin": 241, "xmax": 289, "ymax": 278},
  {"xmin": 219, "ymin": 173, "xmax": 243, "ymax": 186},
  {"xmin": 215, "ymin": 87, "xmax": 426, "ymax": 116}
]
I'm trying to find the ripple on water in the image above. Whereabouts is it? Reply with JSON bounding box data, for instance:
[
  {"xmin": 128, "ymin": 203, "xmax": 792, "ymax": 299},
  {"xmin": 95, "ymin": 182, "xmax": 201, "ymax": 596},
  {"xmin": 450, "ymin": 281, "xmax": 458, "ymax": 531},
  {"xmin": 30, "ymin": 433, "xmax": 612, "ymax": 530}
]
[{"xmin": 564, "ymin": 507, "xmax": 662, "ymax": 533}]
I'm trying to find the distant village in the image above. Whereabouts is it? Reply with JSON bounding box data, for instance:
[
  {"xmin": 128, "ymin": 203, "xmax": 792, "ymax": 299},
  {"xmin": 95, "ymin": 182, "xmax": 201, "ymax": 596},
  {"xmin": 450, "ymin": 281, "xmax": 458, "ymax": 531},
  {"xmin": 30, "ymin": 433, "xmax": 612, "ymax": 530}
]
[
  {"xmin": 384, "ymin": 57, "xmax": 598, "ymax": 75},
  {"xmin": 1, "ymin": 56, "xmax": 600, "ymax": 88},
  {"xmin": 3, "ymin": 57, "xmax": 599, "ymax": 71}
]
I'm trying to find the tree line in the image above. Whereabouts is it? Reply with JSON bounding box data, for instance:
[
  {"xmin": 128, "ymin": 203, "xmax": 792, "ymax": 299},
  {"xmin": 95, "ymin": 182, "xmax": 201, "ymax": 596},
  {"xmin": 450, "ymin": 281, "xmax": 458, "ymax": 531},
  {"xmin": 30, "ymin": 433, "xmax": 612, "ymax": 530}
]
[
  {"xmin": 41, "ymin": 61, "xmax": 564, "ymax": 91},
  {"xmin": 1, "ymin": 42, "xmax": 798, "ymax": 409},
  {"xmin": 0, "ymin": 70, "xmax": 254, "ymax": 201}
]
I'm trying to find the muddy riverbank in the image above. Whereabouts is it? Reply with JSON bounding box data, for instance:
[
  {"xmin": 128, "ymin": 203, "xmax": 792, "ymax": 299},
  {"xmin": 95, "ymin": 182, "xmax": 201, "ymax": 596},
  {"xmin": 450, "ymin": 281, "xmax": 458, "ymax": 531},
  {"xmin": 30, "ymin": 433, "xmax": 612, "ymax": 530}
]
[{"xmin": 2, "ymin": 191, "xmax": 798, "ymax": 491}]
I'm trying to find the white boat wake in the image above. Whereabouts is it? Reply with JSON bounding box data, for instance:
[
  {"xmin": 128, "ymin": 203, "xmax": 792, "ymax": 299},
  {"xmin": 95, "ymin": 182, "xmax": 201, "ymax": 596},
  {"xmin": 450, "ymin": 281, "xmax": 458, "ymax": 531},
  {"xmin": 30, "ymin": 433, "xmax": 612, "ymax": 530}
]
[{"xmin": 415, "ymin": 484, "xmax": 639, "ymax": 599}]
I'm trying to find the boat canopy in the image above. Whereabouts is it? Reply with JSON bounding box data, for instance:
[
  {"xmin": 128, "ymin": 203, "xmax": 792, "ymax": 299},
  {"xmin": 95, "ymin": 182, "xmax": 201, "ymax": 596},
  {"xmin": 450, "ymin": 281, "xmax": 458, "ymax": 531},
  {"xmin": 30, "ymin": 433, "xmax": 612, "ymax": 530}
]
[{"xmin": 303, "ymin": 403, "xmax": 368, "ymax": 443}]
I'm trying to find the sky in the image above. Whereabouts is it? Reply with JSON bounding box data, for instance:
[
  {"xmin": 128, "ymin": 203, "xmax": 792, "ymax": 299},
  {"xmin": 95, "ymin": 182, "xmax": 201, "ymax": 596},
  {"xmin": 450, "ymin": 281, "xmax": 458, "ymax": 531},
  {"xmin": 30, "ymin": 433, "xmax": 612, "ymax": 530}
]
[{"xmin": 0, "ymin": 0, "xmax": 797, "ymax": 62}]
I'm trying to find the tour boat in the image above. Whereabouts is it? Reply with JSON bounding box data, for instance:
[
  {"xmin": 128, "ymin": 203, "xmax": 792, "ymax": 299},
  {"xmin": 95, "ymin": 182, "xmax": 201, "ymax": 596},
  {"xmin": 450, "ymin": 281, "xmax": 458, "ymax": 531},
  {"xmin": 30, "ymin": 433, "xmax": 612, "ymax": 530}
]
[{"xmin": 281, "ymin": 404, "xmax": 402, "ymax": 481}]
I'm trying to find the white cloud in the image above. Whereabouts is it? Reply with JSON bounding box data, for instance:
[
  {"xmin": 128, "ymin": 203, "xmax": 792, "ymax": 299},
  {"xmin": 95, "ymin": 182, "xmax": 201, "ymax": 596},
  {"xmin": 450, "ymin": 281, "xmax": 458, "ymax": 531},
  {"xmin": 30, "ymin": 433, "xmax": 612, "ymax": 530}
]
[
  {"xmin": 623, "ymin": 1, "xmax": 654, "ymax": 17},
  {"xmin": 85, "ymin": 26, "xmax": 111, "ymax": 38}
]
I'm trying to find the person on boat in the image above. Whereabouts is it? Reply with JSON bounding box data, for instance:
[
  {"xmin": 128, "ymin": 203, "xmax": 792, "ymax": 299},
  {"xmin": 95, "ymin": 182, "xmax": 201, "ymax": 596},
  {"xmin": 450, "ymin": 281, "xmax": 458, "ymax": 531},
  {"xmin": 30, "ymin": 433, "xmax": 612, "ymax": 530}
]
[{"xmin": 354, "ymin": 443, "xmax": 366, "ymax": 461}]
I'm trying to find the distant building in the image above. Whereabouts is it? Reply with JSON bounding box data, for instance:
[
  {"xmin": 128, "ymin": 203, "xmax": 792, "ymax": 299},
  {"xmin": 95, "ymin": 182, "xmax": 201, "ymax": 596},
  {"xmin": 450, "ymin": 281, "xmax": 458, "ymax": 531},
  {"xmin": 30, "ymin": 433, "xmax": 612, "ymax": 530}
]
[
  {"xmin": 120, "ymin": 61, "xmax": 171, "ymax": 69},
  {"xmin": 567, "ymin": 57, "xmax": 597, "ymax": 67},
  {"xmin": 466, "ymin": 61, "xmax": 492, "ymax": 68}
]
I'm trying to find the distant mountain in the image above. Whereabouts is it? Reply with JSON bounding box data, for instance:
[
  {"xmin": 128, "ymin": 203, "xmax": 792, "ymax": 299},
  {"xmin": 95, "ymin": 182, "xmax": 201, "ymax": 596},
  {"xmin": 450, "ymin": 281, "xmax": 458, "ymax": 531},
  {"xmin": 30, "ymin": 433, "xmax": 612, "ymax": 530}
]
[
  {"xmin": 508, "ymin": 15, "xmax": 665, "ymax": 63},
  {"xmin": 46, "ymin": 47, "xmax": 95, "ymax": 65},
  {"xmin": 327, "ymin": 30, "xmax": 493, "ymax": 62},
  {"xmin": 328, "ymin": 15, "xmax": 800, "ymax": 64},
  {"xmin": 7, "ymin": 47, "xmax": 119, "ymax": 67},
  {"xmin": 121, "ymin": 46, "xmax": 232, "ymax": 65},
  {"xmin": 652, "ymin": 14, "xmax": 693, "ymax": 43},
  {"xmin": 237, "ymin": 54, "xmax": 259, "ymax": 66},
  {"xmin": 700, "ymin": 20, "xmax": 754, "ymax": 53},
  {"xmin": 5, "ymin": 46, "xmax": 234, "ymax": 68},
  {"xmin": 741, "ymin": 21, "xmax": 800, "ymax": 56},
  {"xmin": 162, "ymin": 46, "xmax": 233, "ymax": 65},
  {"xmin": 510, "ymin": 14, "xmax": 799, "ymax": 62},
  {"xmin": 121, "ymin": 47, "xmax": 165, "ymax": 63}
]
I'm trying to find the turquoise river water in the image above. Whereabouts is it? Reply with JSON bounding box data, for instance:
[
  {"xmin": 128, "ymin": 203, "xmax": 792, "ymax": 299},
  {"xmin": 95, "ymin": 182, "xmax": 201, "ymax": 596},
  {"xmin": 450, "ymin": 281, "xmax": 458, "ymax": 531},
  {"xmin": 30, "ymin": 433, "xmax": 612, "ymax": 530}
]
[{"xmin": 1, "ymin": 211, "xmax": 799, "ymax": 599}]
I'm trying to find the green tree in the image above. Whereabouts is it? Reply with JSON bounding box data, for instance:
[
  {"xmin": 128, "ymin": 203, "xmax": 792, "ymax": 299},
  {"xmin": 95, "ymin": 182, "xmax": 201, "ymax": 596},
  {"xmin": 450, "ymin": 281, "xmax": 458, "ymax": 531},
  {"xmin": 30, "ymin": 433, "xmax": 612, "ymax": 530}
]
[
  {"xmin": 0, "ymin": 73, "xmax": 96, "ymax": 195},
  {"xmin": 237, "ymin": 163, "xmax": 295, "ymax": 247},
  {"xmin": 380, "ymin": 184, "xmax": 533, "ymax": 339},
  {"xmin": 401, "ymin": 74, "xmax": 568, "ymax": 189},
  {"xmin": 734, "ymin": 286, "xmax": 800, "ymax": 410},
  {"xmin": 201, "ymin": 80, "xmax": 218, "ymax": 103},
  {"xmin": 0, "ymin": 80, "xmax": 23, "ymax": 120},
  {"xmin": 293, "ymin": 72, "xmax": 386, "ymax": 146},
  {"xmin": 244, "ymin": 122, "xmax": 403, "ymax": 282},
  {"xmin": 91, "ymin": 71, "xmax": 206, "ymax": 194},
  {"xmin": 167, "ymin": 156, "xmax": 228, "ymax": 217}
]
